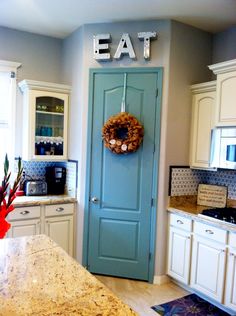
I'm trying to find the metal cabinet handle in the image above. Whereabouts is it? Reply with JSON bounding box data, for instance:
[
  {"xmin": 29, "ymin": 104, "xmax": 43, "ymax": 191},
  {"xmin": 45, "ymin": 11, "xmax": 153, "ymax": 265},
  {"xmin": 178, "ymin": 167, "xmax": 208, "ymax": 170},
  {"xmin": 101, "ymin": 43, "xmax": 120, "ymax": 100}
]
[
  {"xmin": 230, "ymin": 253, "xmax": 235, "ymax": 257},
  {"xmin": 177, "ymin": 220, "xmax": 183, "ymax": 224},
  {"xmin": 205, "ymin": 229, "xmax": 214, "ymax": 234},
  {"xmin": 20, "ymin": 210, "xmax": 30, "ymax": 215},
  {"xmin": 56, "ymin": 207, "xmax": 64, "ymax": 212}
]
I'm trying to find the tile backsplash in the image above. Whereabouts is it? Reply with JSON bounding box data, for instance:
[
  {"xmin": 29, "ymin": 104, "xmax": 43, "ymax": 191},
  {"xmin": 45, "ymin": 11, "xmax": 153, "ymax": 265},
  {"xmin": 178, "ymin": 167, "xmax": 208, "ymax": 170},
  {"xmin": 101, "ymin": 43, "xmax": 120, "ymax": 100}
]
[
  {"xmin": 170, "ymin": 167, "xmax": 236, "ymax": 199},
  {"xmin": 15, "ymin": 159, "xmax": 78, "ymax": 197},
  {"xmin": 21, "ymin": 161, "xmax": 66, "ymax": 180}
]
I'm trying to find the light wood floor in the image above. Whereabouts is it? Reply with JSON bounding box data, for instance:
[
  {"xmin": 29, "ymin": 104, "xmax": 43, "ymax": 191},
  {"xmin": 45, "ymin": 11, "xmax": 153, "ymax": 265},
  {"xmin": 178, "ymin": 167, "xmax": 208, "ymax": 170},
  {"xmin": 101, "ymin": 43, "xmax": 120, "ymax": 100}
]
[{"xmin": 95, "ymin": 275, "xmax": 189, "ymax": 316}]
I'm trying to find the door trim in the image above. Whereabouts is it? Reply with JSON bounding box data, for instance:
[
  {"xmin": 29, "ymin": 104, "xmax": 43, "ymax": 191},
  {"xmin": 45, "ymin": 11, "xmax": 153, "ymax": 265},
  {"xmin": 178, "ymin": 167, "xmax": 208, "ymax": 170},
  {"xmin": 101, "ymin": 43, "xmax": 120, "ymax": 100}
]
[{"xmin": 82, "ymin": 67, "xmax": 163, "ymax": 283}]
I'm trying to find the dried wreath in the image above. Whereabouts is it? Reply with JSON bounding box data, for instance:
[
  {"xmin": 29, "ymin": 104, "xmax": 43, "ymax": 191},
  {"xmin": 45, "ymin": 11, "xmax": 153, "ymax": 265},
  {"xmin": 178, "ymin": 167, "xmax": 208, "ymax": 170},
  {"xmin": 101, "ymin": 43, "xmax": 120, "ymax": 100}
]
[{"xmin": 102, "ymin": 112, "xmax": 144, "ymax": 154}]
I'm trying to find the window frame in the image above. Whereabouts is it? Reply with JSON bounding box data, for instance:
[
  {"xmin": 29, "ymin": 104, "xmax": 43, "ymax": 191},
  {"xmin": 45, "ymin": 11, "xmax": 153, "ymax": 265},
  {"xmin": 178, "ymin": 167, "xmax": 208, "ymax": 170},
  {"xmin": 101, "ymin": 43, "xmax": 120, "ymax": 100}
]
[{"xmin": 0, "ymin": 60, "xmax": 21, "ymax": 173}]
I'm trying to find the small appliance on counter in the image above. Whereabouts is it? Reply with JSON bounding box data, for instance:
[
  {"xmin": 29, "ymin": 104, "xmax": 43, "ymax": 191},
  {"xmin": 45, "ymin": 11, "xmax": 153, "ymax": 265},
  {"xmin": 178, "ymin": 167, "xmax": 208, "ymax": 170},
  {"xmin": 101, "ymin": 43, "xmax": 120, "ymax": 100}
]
[
  {"xmin": 45, "ymin": 166, "xmax": 66, "ymax": 194},
  {"xmin": 24, "ymin": 180, "xmax": 47, "ymax": 196}
]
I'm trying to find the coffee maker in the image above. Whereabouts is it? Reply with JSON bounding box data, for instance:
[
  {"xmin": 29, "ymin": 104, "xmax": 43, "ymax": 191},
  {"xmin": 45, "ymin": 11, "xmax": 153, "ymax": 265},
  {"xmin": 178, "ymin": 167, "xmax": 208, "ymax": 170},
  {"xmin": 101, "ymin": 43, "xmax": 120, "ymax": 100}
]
[{"xmin": 45, "ymin": 166, "xmax": 66, "ymax": 194}]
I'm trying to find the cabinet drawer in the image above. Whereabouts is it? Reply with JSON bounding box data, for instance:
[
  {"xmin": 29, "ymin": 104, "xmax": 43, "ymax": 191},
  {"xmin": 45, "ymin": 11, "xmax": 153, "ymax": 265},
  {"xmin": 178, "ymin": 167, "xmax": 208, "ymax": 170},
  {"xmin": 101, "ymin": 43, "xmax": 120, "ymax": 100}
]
[
  {"xmin": 8, "ymin": 206, "xmax": 40, "ymax": 221},
  {"xmin": 194, "ymin": 221, "xmax": 227, "ymax": 243},
  {"xmin": 228, "ymin": 232, "xmax": 236, "ymax": 248},
  {"xmin": 169, "ymin": 213, "xmax": 192, "ymax": 232},
  {"xmin": 45, "ymin": 203, "xmax": 74, "ymax": 217}
]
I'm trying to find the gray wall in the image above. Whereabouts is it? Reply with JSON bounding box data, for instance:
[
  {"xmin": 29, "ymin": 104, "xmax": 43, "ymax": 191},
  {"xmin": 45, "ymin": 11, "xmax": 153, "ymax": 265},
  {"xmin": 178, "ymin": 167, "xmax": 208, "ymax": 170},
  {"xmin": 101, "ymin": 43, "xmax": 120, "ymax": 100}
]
[
  {"xmin": 156, "ymin": 20, "xmax": 212, "ymax": 275},
  {"xmin": 0, "ymin": 26, "xmax": 63, "ymax": 81},
  {"xmin": 62, "ymin": 19, "xmax": 213, "ymax": 278},
  {"xmin": 0, "ymin": 26, "xmax": 63, "ymax": 155},
  {"xmin": 212, "ymin": 26, "xmax": 236, "ymax": 63}
]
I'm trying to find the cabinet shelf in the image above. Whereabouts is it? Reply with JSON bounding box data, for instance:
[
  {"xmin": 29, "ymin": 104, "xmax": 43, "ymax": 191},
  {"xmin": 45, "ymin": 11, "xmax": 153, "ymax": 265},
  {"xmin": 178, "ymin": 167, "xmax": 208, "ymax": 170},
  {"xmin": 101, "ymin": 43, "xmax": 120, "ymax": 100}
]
[
  {"xmin": 36, "ymin": 110, "xmax": 64, "ymax": 116},
  {"xmin": 35, "ymin": 136, "xmax": 63, "ymax": 144}
]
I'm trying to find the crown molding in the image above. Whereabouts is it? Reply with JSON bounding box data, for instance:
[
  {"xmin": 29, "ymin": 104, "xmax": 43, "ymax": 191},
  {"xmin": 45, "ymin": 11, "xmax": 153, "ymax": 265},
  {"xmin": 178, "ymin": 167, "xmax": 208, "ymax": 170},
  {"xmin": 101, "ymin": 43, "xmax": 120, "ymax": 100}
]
[
  {"xmin": 209, "ymin": 59, "xmax": 236, "ymax": 74},
  {"xmin": 0, "ymin": 60, "xmax": 21, "ymax": 72},
  {"xmin": 190, "ymin": 80, "xmax": 216, "ymax": 94},
  {"xmin": 18, "ymin": 79, "xmax": 71, "ymax": 94}
]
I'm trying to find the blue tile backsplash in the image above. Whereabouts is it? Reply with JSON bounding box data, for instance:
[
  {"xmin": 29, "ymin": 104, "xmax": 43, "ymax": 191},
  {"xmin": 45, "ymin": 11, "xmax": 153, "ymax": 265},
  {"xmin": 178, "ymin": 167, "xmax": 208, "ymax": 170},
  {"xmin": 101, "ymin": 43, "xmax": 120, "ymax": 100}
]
[
  {"xmin": 14, "ymin": 159, "xmax": 78, "ymax": 197},
  {"xmin": 170, "ymin": 167, "xmax": 236, "ymax": 199},
  {"xmin": 21, "ymin": 161, "xmax": 66, "ymax": 180}
]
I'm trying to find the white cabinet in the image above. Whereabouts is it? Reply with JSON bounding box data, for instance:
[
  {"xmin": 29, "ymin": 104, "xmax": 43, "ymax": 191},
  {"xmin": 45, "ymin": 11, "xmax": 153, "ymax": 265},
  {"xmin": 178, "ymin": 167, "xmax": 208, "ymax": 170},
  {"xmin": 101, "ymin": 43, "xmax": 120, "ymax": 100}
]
[
  {"xmin": 225, "ymin": 233, "xmax": 236, "ymax": 311},
  {"xmin": 45, "ymin": 216, "xmax": 74, "ymax": 256},
  {"xmin": 167, "ymin": 212, "xmax": 236, "ymax": 310},
  {"xmin": 190, "ymin": 221, "xmax": 227, "ymax": 303},
  {"xmin": 8, "ymin": 219, "xmax": 41, "ymax": 238},
  {"xmin": 209, "ymin": 59, "xmax": 236, "ymax": 126},
  {"xmin": 18, "ymin": 79, "xmax": 71, "ymax": 161},
  {"xmin": 7, "ymin": 203, "xmax": 75, "ymax": 256},
  {"xmin": 45, "ymin": 203, "xmax": 74, "ymax": 256},
  {"xmin": 189, "ymin": 81, "xmax": 216, "ymax": 169},
  {"xmin": 7, "ymin": 205, "xmax": 41, "ymax": 238},
  {"xmin": 167, "ymin": 213, "xmax": 192, "ymax": 285}
]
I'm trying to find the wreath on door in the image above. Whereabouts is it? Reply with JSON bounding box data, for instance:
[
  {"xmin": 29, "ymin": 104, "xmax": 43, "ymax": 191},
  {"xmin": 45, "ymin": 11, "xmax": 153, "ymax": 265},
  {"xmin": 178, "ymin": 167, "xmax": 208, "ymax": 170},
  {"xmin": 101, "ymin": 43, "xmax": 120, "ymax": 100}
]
[
  {"xmin": 101, "ymin": 73, "xmax": 144, "ymax": 154},
  {"xmin": 102, "ymin": 112, "xmax": 144, "ymax": 154}
]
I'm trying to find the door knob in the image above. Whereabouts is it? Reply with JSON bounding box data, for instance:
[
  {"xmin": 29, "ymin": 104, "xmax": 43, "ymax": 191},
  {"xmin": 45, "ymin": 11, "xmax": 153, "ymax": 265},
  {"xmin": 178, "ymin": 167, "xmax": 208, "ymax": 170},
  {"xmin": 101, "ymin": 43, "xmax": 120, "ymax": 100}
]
[{"xmin": 91, "ymin": 197, "xmax": 99, "ymax": 203}]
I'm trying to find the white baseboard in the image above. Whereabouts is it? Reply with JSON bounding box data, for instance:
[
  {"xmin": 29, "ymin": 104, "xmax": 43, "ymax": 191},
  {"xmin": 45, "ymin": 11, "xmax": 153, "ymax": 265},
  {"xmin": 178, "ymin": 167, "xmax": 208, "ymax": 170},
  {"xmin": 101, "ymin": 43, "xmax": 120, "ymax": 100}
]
[{"xmin": 153, "ymin": 274, "xmax": 170, "ymax": 285}]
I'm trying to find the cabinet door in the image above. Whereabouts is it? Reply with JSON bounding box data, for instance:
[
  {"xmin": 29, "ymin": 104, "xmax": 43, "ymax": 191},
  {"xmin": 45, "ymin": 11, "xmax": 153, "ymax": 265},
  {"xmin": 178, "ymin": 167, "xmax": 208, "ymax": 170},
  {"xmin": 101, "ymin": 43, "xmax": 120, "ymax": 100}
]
[
  {"xmin": 225, "ymin": 249, "xmax": 236, "ymax": 311},
  {"xmin": 45, "ymin": 215, "xmax": 73, "ymax": 256},
  {"xmin": 190, "ymin": 90, "xmax": 216, "ymax": 169},
  {"xmin": 19, "ymin": 79, "xmax": 71, "ymax": 161},
  {"xmin": 31, "ymin": 91, "xmax": 68, "ymax": 160},
  {"xmin": 7, "ymin": 219, "xmax": 40, "ymax": 238},
  {"xmin": 167, "ymin": 226, "xmax": 191, "ymax": 285},
  {"xmin": 190, "ymin": 235, "xmax": 226, "ymax": 302},
  {"xmin": 215, "ymin": 71, "xmax": 236, "ymax": 126}
]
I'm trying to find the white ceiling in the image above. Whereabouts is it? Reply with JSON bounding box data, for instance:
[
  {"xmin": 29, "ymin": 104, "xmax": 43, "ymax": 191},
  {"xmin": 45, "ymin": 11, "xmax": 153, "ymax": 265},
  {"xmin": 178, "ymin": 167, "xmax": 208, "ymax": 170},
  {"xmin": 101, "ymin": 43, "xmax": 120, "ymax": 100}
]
[{"xmin": 0, "ymin": 0, "xmax": 236, "ymax": 38}]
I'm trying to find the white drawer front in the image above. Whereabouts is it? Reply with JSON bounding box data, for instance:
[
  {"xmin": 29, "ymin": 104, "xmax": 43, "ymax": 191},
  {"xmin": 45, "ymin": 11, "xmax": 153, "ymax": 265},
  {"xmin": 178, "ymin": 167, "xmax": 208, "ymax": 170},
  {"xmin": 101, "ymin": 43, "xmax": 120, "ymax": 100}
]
[
  {"xmin": 8, "ymin": 206, "xmax": 41, "ymax": 221},
  {"xmin": 169, "ymin": 213, "xmax": 192, "ymax": 232},
  {"xmin": 194, "ymin": 221, "xmax": 227, "ymax": 243},
  {"xmin": 45, "ymin": 203, "xmax": 74, "ymax": 217},
  {"xmin": 229, "ymin": 232, "xmax": 236, "ymax": 248}
]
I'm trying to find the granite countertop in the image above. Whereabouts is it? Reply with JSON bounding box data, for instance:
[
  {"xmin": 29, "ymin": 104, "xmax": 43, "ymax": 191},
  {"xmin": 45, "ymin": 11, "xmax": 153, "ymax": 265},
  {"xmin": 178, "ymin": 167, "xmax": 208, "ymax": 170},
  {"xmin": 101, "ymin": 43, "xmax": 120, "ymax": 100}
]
[
  {"xmin": 0, "ymin": 235, "xmax": 137, "ymax": 316},
  {"xmin": 13, "ymin": 195, "xmax": 77, "ymax": 207},
  {"xmin": 168, "ymin": 195, "xmax": 236, "ymax": 232}
]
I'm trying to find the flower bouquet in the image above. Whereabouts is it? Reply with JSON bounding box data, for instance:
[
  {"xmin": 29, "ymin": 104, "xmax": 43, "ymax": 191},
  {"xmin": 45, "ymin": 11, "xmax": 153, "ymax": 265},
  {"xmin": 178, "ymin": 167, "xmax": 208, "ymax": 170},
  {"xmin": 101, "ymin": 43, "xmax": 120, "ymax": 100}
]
[{"xmin": 0, "ymin": 155, "xmax": 23, "ymax": 238}]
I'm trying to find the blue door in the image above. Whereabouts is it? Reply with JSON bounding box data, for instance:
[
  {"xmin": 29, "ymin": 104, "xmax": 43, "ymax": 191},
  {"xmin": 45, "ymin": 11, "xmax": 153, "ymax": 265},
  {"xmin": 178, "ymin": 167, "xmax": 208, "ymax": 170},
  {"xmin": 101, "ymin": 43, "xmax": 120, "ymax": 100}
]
[{"xmin": 84, "ymin": 68, "xmax": 162, "ymax": 281}]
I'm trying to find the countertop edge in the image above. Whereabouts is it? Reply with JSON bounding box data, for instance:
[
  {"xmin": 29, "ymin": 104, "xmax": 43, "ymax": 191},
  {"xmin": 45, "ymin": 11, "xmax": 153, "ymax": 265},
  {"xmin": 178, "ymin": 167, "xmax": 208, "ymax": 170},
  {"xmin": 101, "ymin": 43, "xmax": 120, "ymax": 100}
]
[
  {"xmin": 13, "ymin": 195, "xmax": 77, "ymax": 207},
  {"xmin": 167, "ymin": 206, "xmax": 236, "ymax": 233}
]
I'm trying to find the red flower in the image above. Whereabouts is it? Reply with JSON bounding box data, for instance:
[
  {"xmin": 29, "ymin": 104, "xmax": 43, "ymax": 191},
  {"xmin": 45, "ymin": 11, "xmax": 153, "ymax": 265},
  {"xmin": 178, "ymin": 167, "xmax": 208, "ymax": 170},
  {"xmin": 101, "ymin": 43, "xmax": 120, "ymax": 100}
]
[
  {"xmin": 0, "ymin": 155, "xmax": 23, "ymax": 239},
  {"xmin": 0, "ymin": 214, "xmax": 11, "ymax": 239}
]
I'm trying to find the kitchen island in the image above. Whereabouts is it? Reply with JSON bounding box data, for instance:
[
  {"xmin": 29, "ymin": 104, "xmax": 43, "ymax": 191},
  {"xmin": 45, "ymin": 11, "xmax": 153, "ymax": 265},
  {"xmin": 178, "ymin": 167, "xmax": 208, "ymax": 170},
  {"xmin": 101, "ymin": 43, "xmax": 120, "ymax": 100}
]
[{"xmin": 0, "ymin": 235, "xmax": 137, "ymax": 316}]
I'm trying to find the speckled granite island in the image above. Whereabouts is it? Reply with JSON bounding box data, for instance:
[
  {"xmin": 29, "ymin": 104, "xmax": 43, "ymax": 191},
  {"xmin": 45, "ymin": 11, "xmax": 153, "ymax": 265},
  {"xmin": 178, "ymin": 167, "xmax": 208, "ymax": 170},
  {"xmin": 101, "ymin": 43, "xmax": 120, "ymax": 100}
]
[{"xmin": 0, "ymin": 235, "xmax": 137, "ymax": 316}]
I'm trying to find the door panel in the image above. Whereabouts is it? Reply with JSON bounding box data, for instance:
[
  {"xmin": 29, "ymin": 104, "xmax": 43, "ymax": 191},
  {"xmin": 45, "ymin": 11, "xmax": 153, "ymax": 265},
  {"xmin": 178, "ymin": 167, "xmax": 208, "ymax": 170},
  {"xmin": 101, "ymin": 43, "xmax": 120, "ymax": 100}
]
[
  {"xmin": 167, "ymin": 227, "xmax": 191, "ymax": 283},
  {"xmin": 99, "ymin": 219, "xmax": 139, "ymax": 260},
  {"xmin": 8, "ymin": 219, "xmax": 40, "ymax": 238},
  {"xmin": 87, "ymin": 70, "xmax": 160, "ymax": 280},
  {"xmin": 45, "ymin": 215, "xmax": 73, "ymax": 256},
  {"xmin": 191, "ymin": 236, "xmax": 226, "ymax": 302},
  {"xmin": 102, "ymin": 150, "xmax": 140, "ymax": 211}
]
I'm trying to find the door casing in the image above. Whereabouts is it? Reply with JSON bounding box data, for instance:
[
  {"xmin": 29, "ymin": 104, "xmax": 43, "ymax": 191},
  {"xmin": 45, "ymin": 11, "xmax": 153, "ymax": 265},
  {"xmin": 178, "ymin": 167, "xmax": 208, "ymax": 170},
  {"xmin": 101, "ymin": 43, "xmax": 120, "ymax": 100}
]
[{"xmin": 82, "ymin": 67, "xmax": 163, "ymax": 282}]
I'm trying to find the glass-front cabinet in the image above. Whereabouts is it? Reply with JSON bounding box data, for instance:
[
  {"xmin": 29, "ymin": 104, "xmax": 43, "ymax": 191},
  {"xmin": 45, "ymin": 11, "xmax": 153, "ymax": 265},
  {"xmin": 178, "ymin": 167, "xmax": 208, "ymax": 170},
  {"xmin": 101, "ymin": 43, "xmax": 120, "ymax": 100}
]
[{"xmin": 18, "ymin": 80, "xmax": 71, "ymax": 161}]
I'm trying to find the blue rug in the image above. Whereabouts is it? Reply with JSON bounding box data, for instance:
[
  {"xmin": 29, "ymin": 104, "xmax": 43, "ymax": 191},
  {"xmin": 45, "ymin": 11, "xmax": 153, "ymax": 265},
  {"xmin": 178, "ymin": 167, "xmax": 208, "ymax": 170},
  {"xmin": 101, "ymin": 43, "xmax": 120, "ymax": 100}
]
[{"xmin": 151, "ymin": 294, "xmax": 231, "ymax": 315}]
